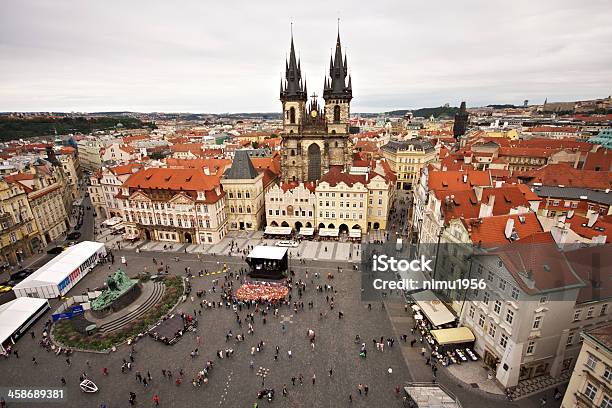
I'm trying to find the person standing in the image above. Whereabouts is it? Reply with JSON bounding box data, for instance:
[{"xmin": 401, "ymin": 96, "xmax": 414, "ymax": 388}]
[
  {"xmin": 153, "ymin": 394, "xmax": 159, "ymax": 406},
  {"xmin": 312, "ymin": 373, "xmax": 316, "ymax": 385}
]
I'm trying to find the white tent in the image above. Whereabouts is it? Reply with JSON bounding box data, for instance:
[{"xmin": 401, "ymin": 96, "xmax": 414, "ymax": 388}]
[
  {"xmin": 13, "ymin": 241, "xmax": 107, "ymax": 298},
  {"xmin": 410, "ymin": 290, "xmax": 456, "ymax": 327},
  {"xmin": 318, "ymin": 228, "xmax": 339, "ymax": 237},
  {"xmin": 0, "ymin": 297, "xmax": 49, "ymax": 353},
  {"xmin": 298, "ymin": 227, "xmax": 314, "ymax": 236}
]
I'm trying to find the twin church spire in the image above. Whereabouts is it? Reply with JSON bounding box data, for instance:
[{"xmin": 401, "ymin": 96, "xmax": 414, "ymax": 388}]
[{"xmin": 280, "ymin": 27, "xmax": 351, "ymax": 103}]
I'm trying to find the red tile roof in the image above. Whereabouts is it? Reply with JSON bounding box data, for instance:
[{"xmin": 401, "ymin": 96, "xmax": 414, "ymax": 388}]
[
  {"xmin": 122, "ymin": 168, "xmax": 222, "ymax": 203},
  {"xmin": 320, "ymin": 166, "xmax": 367, "ymax": 187},
  {"xmin": 110, "ymin": 163, "xmax": 142, "ymax": 176},
  {"xmin": 565, "ymin": 245, "xmax": 612, "ymax": 303},
  {"xmin": 566, "ymin": 214, "xmax": 612, "ymax": 243},
  {"xmin": 583, "ymin": 148, "xmax": 612, "ymax": 171},
  {"xmin": 514, "ymin": 163, "xmax": 612, "ymax": 190},
  {"xmin": 279, "ymin": 181, "xmax": 316, "ymax": 193},
  {"xmin": 499, "ymin": 147, "xmax": 554, "ymax": 159},
  {"xmin": 488, "ymin": 239, "xmax": 582, "ymax": 294},
  {"xmin": 464, "ymin": 212, "xmax": 543, "ymax": 246},
  {"xmin": 428, "ymin": 170, "xmax": 492, "ymax": 191}
]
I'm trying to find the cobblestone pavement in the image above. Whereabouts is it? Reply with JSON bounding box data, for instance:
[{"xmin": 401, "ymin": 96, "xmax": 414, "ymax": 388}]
[{"xmin": 1, "ymin": 250, "xmax": 412, "ymax": 408}]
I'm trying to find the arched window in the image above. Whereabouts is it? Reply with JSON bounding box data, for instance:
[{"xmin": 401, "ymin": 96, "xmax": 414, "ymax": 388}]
[
  {"xmin": 289, "ymin": 107, "xmax": 296, "ymax": 124},
  {"xmin": 333, "ymin": 105, "xmax": 341, "ymax": 123}
]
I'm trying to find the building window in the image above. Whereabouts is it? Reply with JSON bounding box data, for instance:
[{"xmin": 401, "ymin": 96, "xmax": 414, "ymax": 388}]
[
  {"xmin": 587, "ymin": 306, "xmax": 594, "ymax": 318},
  {"xmin": 478, "ymin": 314, "xmax": 485, "ymax": 328},
  {"xmin": 494, "ymin": 300, "xmax": 502, "ymax": 315},
  {"xmin": 505, "ymin": 309, "xmax": 514, "ymax": 325},
  {"xmin": 483, "ymin": 292, "xmax": 489, "ymax": 305},
  {"xmin": 602, "ymin": 395, "xmax": 612, "ymax": 408},
  {"xmin": 500, "ymin": 333, "xmax": 508, "ymax": 349},
  {"xmin": 604, "ymin": 365, "xmax": 612, "ymax": 382},
  {"xmin": 586, "ymin": 354, "xmax": 598, "ymax": 370},
  {"xmin": 526, "ymin": 340, "xmax": 536, "ymax": 355},
  {"xmin": 468, "ymin": 305, "xmax": 475, "ymax": 319},
  {"xmin": 584, "ymin": 383, "xmax": 597, "ymax": 401},
  {"xmin": 533, "ymin": 316, "xmax": 542, "ymax": 330},
  {"xmin": 498, "ymin": 279, "xmax": 507, "ymax": 291},
  {"xmin": 511, "ymin": 287, "xmax": 519, "ymax": 300},
  {"xmin": 487, "ymin": 271, "xmax": 494, "ymax": 282},
  {"xmin": 573, "ymin": 309, "xmax": 581, "ymax": 321},
  {"xmin": 566, "ymin": 333, "xmax": 574, "ymax": 346},
  {"xmin": 539, "ymin": 296, "xmax": 547, "ymax": 304},
  {"xmin": 602, "ymin": 304, "xmax": 609, "ymax": 316},
  {"xmin": 488, "ymin": 324, "xmax": 496, "ymax": 338}
]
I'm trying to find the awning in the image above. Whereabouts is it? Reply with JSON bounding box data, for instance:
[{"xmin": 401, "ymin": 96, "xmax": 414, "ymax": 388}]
[
  {"xmin": 410, "ymin": 290, "xmax": 455, "ymax": 327},
  {"xmin": 102, "ymin": 217, "xmax": 123, "ymax": 227},
  {"xmin": 349, "ymin": 229, "xmax": 362, "ymax": 238},
  {"xmin": 264, "ymin": 226, "xmax": 292, "ymax": 235},
  {"xmin": 431, "ymin": 327, "xmax": 475, "ymax": 345},
  {"xmin": 298, "ymin": 227, "xmax": 314, "ymax": 236},
  {"xmin": 318, "ymin": 228, "xmax": 339, "ymax": 237}
]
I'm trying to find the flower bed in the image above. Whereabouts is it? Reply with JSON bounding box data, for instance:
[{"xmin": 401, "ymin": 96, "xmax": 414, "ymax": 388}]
[{"xmin": 235, "ymin": 282, "xmax": 289, "ymax": 301}]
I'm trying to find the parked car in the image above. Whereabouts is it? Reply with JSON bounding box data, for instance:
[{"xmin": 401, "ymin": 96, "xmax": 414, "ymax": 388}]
[
  {"xmin": 67, "ymin": 231, "xmax": 81, "ymax": 241},
  {"xmin": 47, "ymin": 246, "xmax": 64, "ymax": 255},
  {"xmin": 10, "ymin": 268, "xmax": 34, "ymax": 279},
  {"xmin": 276, "ymin": 240, "xmax": 299, "ymax": 248},
  {"xmin": 0, "ymin": 284, "xmax": 12, "ymax": 293}
]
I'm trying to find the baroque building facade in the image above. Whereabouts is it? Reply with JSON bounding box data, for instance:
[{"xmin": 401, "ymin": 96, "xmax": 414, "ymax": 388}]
[{"xmin": 280, "ymin": 31, "xmax": 353, "ymax": 183}]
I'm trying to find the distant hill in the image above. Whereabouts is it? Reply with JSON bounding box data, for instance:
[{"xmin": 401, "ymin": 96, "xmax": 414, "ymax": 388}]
[
  {"xmin": 385, "ymin": 106, "xmax": 460, "ymax": 119},
  {"xmin": 0, "ymin": 116, "xmax": 154, "ymax": 141}
]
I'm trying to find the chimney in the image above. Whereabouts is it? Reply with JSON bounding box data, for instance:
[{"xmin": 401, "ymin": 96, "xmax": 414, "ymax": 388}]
[
  {"xmin": 587, "ymin": 210, "xmax": 599, "ymax": 228},
  {"xmin": 504, "ymin": 218, "xmax": 515, "ymax": 239},
  {"xmin": 463, "ymin": 174, "xmax": 468, "ymax": 183},
  {"xmin": 474, "ymin": 186, "xmax": 483, "ymax": 202}
]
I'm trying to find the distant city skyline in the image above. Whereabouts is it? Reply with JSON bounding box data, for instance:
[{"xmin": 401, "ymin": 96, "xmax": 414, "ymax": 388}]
[{"xmin": 1, "ymin": 0, "xmax": 611, "ymax": 113}]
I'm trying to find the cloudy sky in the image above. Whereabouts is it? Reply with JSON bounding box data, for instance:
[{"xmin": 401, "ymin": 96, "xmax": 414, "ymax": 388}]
[{"xmin": 1, "ymin": 0, "xmax": 611, "ymax": 113}]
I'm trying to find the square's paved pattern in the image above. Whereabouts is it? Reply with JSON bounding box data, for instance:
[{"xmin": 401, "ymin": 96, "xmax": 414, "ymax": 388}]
[{"xmin": 1, "ymin": 250, "xmax": 410, "ymax": 408}]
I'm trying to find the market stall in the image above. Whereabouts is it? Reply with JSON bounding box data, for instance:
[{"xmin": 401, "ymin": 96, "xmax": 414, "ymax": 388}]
[{"xmin": 12, "ymin": 241, "xmax": 107, "ymax": 298}]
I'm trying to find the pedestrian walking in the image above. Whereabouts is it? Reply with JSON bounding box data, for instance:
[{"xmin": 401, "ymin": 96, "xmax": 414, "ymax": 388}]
[
  {"xmin": 364, "ymin": 384, "xmax": 369, "ymax": 396},
  {"xmin": 32, "ymin": 357, "xmax": 37, "ymax": 365},
  {"xmin": 312, "ymin": 374, "xmax": 316, "ymax": 385},
  {"xmin": 153, "ymin": 394, "xmax": 160, "ymax": 406},
  {"xmin": 60, "ymin": 377, "xmax": 66, "ymax": 386},
  {"xmin": 329, "ymin": 368, "xmax": 333, "ymax": 377},
  {"xmin": 358, "ymin": 384, "xmax": 362, "ymax": 395}
]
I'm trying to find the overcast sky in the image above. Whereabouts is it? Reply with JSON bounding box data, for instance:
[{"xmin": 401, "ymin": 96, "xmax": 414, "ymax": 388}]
[{"xmin": 1, "ymin": 0, "xmax": 611, "ymax": 113}]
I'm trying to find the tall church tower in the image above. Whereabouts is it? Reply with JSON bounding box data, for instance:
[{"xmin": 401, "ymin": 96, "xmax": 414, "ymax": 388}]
[
  {"xmin": 280, "ymin": 28, "xmax": 352, "ymax": 183},
  {"xmin": 280, "ymin": 34, "xmax": 307, "ymax": 135},
  {"xmin": 323, "ymin": 30, "xmax": 352, "ymax": 135}
]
